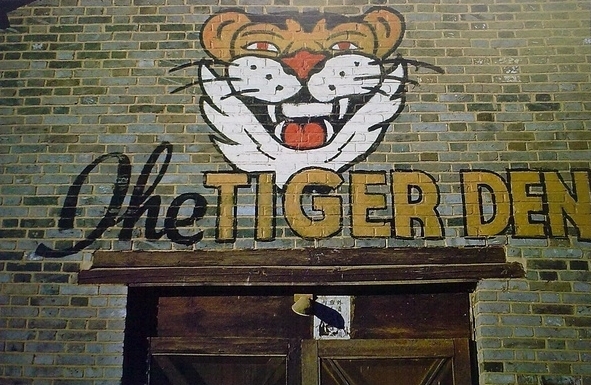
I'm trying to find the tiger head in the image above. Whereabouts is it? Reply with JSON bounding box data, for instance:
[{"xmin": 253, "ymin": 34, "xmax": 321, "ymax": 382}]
[{"xmin": 197, "ymin": 7, "xmax": 407, "ymax": 187}]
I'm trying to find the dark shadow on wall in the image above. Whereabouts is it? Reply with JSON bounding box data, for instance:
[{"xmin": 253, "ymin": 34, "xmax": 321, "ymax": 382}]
[
  {"xmin": 0, "ymin": 0, "xmax": 38, "ymax": 29},
  {"xmin": 123, "ymin": 287, "xmax": 158, "ymax": 385}
]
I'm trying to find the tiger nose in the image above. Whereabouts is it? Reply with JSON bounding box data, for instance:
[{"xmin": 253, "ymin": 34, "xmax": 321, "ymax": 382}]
[{"xmin": 281, "ymin": 50, "xmax": 326, "ymax": 80}]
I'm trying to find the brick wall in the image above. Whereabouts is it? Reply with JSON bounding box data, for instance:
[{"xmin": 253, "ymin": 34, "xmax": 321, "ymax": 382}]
[
  {"xmin": 474, "ymin": 245, "xmax": 591, "ymax": 385},
  {"xmin": 1, "ymin": 0, "xmax": 590, "ymax": 384}
]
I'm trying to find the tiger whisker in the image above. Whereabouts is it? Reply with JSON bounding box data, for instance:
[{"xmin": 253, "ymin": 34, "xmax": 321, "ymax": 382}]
[
  {"xmin": 173, "ymin": 77, "xmax": 246, "ymax": 94},
  {"xmin": 368, "ymin": 59, "xmax": 399, "ymax": 67},
  {"xmin": 377, "ymin": 58, "xmax": 403, "ymax": 65},
  {"xmin": 169, "ymin": 58, "xmax": 215, "ymax": 73},
  {"xmin": 354, "ymin": 74, "xmax": 406, "ymax": 82},
  {"xmin": 354, "ymin": 75, "xmax": 383, "ymax": 81},
  {"xmin": 361, "ymin": 86, "xmax": 378, "ymax": 93},
  {"xmin": 201, "ymin": 77, "xmax": 242, "ymax": 83},
  {"xmin": 220, "ymin": 89, "xmax": 260, "ymax": 100},
  {"xmin": 385, "ymin": 75, "xmax": 406, "ymax": 82},
  {"xmin": 379, "ymin": 57, "xmax": 444, "ymax": 74},
  {"xmin": 402, "ymin": 58, "xmax": 445, "ymax": 74},
  {"xmin": 404, "ymin": 79, "xmax": 420, "ymax": 87}
]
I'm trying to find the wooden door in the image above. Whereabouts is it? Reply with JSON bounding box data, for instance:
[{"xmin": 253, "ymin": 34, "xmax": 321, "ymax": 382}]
[
  {"xmin": 303, "ymin": 339, "xmax": 472, "ymax": 385},
  {"xmin": 149, "ymin": 337, "xmax": 299, "ymax": 385},
  {"xmin": 140, "ymin": 289, "xmax": 475, "ymax": 384}
]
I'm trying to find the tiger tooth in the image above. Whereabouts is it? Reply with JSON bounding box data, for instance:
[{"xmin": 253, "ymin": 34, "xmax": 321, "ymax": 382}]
[
  {"xmin": 274, "ymin": 121, "xmax": 284, "ymax": 139},
  {"xmin": 338, "ymin": 98, "xmax": 349, "ymax": 119},
  {"xmin": 323, "ymin": 119, "xmax": 334, "ymax": 139},
  {"xmin": 268, "ymin": 105, "xmax": 277, "ymax": 123}
]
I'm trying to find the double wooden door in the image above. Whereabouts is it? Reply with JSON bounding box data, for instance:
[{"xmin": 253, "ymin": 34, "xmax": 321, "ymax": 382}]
[
  {"xmin": 143, "ymin": 289, "xmax": 475, "ymax": 385},
  {"xmin": 149, "ymin": 337, "xmax": 472, "ymax": 385}
]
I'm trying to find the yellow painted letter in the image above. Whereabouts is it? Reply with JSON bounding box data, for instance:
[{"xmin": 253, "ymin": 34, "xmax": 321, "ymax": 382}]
[
  {"xmin": 461, "ymin": 170, "xmax": 511, "ymax": 237},
  {"xmin": 545, "ymin": 170, "xmax": 591, "ymax": 241},
  {"xmin": 256, "ymin": 173, "xmax": 275, "ymax": 241},
  {"xmin": 391, "ymin": 170, "xmax": 443, "ymax": 239},
  {"xmin": 350, "ymin": 171, "xmax": 391, "ymax": 237},
  {"xmin": 509, "ymin": 170, "xmax": 546, "ymax": 238},
  {"xmin": 283, "ymin": 168, "xmax": 343, "ymax": 239},
  {"xmin": 204, "ymin": 172, "xmax": 250, "ymax": 242}
]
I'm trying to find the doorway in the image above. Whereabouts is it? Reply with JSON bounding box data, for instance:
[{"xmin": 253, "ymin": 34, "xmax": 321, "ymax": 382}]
[
  {"xmin": 130, "ymin": 286, "xmax": 476, "ymax": 385},
  {"xmin": 79, "ymin": 247, "xmax": 522, "ymax": 385}
]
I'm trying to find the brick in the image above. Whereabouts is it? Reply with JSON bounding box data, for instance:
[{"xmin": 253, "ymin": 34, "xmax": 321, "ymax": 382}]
[
  {"xmin": 0, "ymin": 252, "xmax": 24, "ymax": 261},
  {"xmin": 483, "ymin": 362, "xmax": 504, "ymax": 372},
  {"xmin": 527, "ymin": 260, "xmax": 568, "ymax": 270},
  {"xmin": 535, "ymin": 327, "xmax": 578, "ymax": 339},
  {"xmin": 56, "ymin": 331, "xmax": 97, "ymax": 342},
  {"xmin": 55, "ymin": 355, "xmax": 95, "ymax": 366},
  {"xmin": 503, "ymin": 339, "xmax": 546, "ymax": 349},
  {"xmin": 32, "ymin": 274, "xmax": 70, "ymax": 284},
  {"xmin": 532, "ymin": 305, "xmax": 574, "ymax": 315},
  {"xmin": 506, "ymin": 362, "xmax": 549, "ymax": 374},
  {"xmin": 29, "ymin": 319, "xmax": 68, "ymax": 329},
  {"xmin": 129, "ymin": 105, "xmax": 165, "ymax": 114},
  {"xmin": 29, "ymin": 296, "xmax": 69, "ymax": 306},
  {"xmin": 99, "ymin": 286, "xmax": 127, "ymax": 295},
  {"xmin": 565, "ymin": 317, "xmax": 591, "ymax": 327},
  {"xmin": 529, "ymin": 282, "xmax": 572, "ymax": 292},
  {"xmin": 541, "ymin": 376, "xmax": 582, "ymax": 385},
  {"xmin": 69, "ymin": 297, "xmax": 88, "ymax": 306}
]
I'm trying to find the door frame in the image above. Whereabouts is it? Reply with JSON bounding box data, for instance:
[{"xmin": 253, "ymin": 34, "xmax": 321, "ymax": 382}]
[{"xmin": 79, "ymin": 247, "xmax": 523, "ymax": 384}]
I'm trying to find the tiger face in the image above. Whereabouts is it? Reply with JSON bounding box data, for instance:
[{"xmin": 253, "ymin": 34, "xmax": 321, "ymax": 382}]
[{"xmin": 198, "ymin": 7, "xmax": 407, "ymax": 187}]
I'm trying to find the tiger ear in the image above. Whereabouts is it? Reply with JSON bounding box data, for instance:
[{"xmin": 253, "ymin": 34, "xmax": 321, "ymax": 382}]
[
  {"xmin": 362, "ymin": 8, "xmax": 404, "ymax": 58},
  {"xmin": 201, "ymin": 11, "xmax": 251, "ymax": 62}
]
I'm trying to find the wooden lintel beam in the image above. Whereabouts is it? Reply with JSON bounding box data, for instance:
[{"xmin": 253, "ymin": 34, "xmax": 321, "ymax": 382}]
[
  {"xmin": 90, "ymin": 247, "xmax": 507, "ymax": 268},
  {"xmin": 78, "ymin": 262, "xmax": 524, "ymax": 286}
]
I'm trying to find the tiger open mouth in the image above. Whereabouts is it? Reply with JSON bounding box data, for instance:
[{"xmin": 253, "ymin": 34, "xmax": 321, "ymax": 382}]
[
  {"xmin": 273, "ymin": 102, "xmax": 334, "ymax": 150},
  {"xmin": 249, "ymin": 97, "xmax": 359, "ymax": 150}
]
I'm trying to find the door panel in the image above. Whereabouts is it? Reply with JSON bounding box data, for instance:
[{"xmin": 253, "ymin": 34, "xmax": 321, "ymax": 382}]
[
  {"xmin": 158, "ymin": 295, "xmax": 311, "ymax": 339},
  {"xmin": 149, "ymin": 337, "xmax": 297, "ymax": 385},
  {"xmin": 304, "ymin": 339, "xmax": 471, "ymax": 385},
  {"xmin": 320, "ymin": 357, "xmax": 453, "ymax": 385},
  {"xmin": 150, "ymin": 355, "xmax": 287, "ymax": 385},
  {"xmin": 351, "ymin": 294, "xmax": 471, "ymax": 339}
]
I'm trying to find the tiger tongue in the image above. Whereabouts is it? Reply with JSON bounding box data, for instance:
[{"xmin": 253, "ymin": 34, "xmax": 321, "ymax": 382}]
[{"xmin": 282, "ymin": 122, "xmax": 326, "ymax": 150}]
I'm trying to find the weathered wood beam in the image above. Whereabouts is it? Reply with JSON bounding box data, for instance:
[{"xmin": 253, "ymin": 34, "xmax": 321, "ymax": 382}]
[
  {"xmin": 90, "ymin": 247, "xmax": 507, "ymax": 268},
  {"xmin": 79, "ymin": 263, "xmax": 524, "ymax": 287},
  {"xmin": 79, "ymin": 247, "xmax": 523, "ymax": 286}
]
